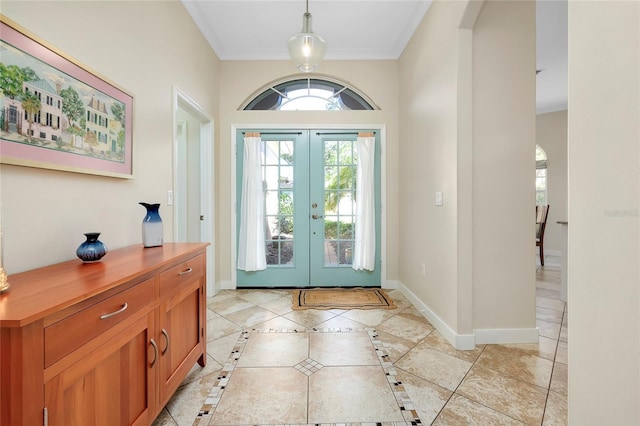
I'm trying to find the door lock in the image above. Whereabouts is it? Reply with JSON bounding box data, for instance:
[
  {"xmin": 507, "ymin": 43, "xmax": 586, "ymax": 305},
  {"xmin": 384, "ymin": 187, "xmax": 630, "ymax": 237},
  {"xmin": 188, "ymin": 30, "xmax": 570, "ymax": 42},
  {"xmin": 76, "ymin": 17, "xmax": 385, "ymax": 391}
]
[
  {"xmin": 311, "ymin": 203, "xmax": 318, "ymax": 208},
  {"xmin": 311, "ymin": 214, "xmax": 323, "ymax": 220}
]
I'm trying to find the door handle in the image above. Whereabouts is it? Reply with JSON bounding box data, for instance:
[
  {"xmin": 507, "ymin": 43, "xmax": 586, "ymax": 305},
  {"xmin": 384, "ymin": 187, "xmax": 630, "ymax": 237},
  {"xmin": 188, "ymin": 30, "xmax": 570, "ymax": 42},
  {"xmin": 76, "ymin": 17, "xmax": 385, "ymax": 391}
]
[
  {"xmin": 179, "ymin": 267, "xmax": 193, "ymax": 275},
  {"xmin": 150, "ymin": 338, "xmax": 158, "ymax": 367},
  {"xmin": 100, "ymin": 303, "xmax": 128, "ymax": 320},
  {"xmin": 161, "ymin": 328, "xmax": 170, "ymax": 355},
  {"xmin": 311, "ymin": 214, "xmax": 323, "ymax": 220}
]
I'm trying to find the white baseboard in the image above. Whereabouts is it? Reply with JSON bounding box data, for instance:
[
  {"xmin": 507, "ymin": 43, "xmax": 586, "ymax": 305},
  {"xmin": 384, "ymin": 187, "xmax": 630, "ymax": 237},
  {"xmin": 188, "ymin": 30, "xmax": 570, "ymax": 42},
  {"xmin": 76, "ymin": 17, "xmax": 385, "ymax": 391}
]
[
  {"xmin": 543, "ymin": 249, "xmax": 561, "ymax": 257},
  {"xmin": 396, "ymin": 282, "xmax": 475, "ymax": 350},
  {"xmin": 396, "ymin": 281, "xmax": 540, "ymax": 349},
  {"xmin": 382, "ymin": 279, "xmax": 400, "ymax": 290},
  {"xmin": 219, "ymin": 280, "xmax": 235, "ymax": 290},
  {"xmin": 474, "ymin": 327, "xmax": 539, "ymax": 344}
]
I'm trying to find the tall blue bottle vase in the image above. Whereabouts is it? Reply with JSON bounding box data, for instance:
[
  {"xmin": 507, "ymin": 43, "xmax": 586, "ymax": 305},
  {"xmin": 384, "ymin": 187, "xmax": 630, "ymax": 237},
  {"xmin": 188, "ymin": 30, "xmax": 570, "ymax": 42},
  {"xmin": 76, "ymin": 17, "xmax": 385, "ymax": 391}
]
[{"xmin": 140, "ymin": 202, "xmax": 163, "ymax": 247}]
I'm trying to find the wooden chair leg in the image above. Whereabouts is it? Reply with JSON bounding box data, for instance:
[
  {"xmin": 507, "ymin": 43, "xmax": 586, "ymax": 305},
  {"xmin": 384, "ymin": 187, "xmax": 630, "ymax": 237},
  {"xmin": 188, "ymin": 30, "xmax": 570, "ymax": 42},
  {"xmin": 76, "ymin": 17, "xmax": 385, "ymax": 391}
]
[{"xmin": 540, "ymin": 244, "xmax": 544, "ymax": 266}]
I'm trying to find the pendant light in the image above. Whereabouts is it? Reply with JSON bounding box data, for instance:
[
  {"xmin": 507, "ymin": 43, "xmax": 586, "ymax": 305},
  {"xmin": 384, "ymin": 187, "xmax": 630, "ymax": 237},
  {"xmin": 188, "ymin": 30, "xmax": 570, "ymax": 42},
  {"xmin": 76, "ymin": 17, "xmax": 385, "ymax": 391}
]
[{"xmin": 288, "ymin": 0, "xmax": 327, "ymax": 72}]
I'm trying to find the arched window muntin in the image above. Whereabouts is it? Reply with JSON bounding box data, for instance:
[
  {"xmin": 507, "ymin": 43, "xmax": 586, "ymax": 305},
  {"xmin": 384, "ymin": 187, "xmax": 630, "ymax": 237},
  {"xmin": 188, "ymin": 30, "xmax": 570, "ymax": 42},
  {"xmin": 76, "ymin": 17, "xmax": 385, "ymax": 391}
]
[
  {"xmin": 536, "ymin": 144, "xmax": 548, "ymax": 206},
  {"xmin": 241, "ymin": 75, "xmax": 379, "ymax": 111}
]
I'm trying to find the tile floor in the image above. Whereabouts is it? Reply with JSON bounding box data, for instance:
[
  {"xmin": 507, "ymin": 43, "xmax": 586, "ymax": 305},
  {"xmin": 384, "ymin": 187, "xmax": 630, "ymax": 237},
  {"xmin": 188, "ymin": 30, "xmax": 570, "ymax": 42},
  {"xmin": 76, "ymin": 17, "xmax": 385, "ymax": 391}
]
[{"xmin": 153, "ymin": 255, "xmax": 567, "ymax": 425}]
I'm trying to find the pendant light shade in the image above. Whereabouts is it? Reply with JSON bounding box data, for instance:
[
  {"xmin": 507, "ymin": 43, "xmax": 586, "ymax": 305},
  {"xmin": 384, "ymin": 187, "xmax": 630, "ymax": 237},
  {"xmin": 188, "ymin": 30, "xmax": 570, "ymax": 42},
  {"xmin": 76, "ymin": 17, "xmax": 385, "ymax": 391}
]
[{"xmin": 288, "ymin": 1, "xmax": 327, "ymax": 72}]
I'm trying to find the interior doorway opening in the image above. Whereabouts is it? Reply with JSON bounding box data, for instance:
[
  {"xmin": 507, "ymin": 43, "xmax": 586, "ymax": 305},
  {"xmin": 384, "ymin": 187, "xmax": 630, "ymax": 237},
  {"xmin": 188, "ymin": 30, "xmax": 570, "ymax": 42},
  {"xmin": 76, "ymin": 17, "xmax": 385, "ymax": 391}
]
[{"xmin": 173, "ymin": 87, "xmax": 215, "ymax": 295}]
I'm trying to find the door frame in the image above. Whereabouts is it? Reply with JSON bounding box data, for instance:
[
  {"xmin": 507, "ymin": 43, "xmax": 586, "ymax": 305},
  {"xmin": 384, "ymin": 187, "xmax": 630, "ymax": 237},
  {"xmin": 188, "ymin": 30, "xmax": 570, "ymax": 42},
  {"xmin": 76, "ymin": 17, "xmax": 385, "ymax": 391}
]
[
  {"xmin": 230, "ymin": 123, "xmax": 388, "ymax": 289},
  {"xmin": 172, "ymin": 86, "xmax": 215, "ymax": 296}
]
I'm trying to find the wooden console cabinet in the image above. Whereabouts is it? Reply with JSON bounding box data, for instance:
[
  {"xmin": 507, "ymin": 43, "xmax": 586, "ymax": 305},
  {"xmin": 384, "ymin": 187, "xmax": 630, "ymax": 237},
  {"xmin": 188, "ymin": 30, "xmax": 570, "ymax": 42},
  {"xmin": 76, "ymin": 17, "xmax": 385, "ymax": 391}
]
[{"xmin": 0, "ymin": 243, "xmax": 209, "ymax": 426}]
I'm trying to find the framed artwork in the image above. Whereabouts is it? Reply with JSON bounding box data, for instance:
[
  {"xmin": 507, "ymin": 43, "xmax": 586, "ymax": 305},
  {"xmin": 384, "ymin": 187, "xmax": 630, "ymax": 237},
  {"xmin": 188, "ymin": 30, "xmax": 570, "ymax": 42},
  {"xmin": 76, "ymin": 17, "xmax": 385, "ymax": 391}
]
[{"xmin": 0, "ymin": 16, "xmax": 134, "ymax": 178}]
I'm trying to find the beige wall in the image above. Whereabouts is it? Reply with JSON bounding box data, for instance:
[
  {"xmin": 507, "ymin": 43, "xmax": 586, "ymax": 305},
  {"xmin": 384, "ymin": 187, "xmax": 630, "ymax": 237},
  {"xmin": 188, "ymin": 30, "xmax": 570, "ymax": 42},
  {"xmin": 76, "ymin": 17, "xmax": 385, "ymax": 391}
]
[
  {"xmin": 398, "ymin": 0, "xmax": 536, "ymax": 345},
  {"xmin": 216, "ymin": 60, "xmax": 400, "ymax": 287},
  {"xmin": 471, "ymin": 0, "xmax": 537, "ymax": 332},
  {"xmin": 536, "ymin": 110, "xmax": 568, "ymax": 253},
  {"xmin": 568, "ymin": 1, "xmax": 639, "ymax": 423},
  {"xmin": 1, "ymin": 1, "xmax": 220, "ymax": 273},
  {"xmin": 398, "ymin": 0, "xmax": 468, "ymax": 334}
]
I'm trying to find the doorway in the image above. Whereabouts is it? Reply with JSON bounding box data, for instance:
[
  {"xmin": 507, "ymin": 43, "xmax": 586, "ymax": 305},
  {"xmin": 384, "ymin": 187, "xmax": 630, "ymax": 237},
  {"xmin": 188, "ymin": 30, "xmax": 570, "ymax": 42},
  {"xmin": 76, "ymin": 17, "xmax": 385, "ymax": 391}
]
[
  {"xmin": 236, "ymin": 129, "xmax": 381, "ymax": 288},
  {"xmin": 173, "ymin": 88, "xmax": 215, "ymax": 295}
]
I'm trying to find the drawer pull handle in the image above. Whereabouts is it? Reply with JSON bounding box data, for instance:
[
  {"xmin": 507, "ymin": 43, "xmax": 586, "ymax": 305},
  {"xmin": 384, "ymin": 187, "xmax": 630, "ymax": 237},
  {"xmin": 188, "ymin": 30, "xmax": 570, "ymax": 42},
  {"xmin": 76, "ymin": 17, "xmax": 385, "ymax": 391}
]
[
  {"xmin": 179, "ymin": 267, "xmax": 193, "ymax": 275},
  {"xmin": 100, "ymin": 303, "xmax": 128, "ymax": 320},
  {"xmin": 161, "ymin": 328, "xmax": 170, "ymax": 354},
  {"xmin": 150, "ymin": 338, "xmax": 159, "ymax": 367}
]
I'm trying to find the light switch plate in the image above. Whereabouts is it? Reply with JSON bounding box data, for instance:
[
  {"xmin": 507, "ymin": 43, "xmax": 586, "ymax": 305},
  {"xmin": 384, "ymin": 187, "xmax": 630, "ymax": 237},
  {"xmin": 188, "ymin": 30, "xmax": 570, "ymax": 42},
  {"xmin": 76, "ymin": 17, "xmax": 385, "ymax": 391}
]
[{"xmin": 435, "ymin": 191, "xmax": 443, "ymax": 206}]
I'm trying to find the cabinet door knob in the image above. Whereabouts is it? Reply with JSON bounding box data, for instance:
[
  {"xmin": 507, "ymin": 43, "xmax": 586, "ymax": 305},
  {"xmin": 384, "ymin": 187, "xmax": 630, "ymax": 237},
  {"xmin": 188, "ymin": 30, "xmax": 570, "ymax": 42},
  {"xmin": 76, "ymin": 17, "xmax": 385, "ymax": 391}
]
[
  {"xmin": 150, "ymin": 338, "xmax": 159, "ymax": 367},
  {"xmin": 100, "ymin": 303, "xmax": 128, "ymax": 320},
  {"xmin": 179, "ymin": 267, "xmax": 193, "ymax": 276},
  {"xmin": 161, "ymin": 328, "xmax": 170, "ymax": 355}
]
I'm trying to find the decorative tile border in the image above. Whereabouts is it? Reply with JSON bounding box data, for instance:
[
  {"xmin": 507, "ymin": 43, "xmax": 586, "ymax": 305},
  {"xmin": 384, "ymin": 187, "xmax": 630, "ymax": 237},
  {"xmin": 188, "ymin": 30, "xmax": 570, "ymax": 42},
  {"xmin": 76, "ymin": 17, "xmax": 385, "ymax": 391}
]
[
  {"xmin": 193, "ymin": 330, "xmax": 250, "ymax": 425},
  {"xmin": 193, "ymin": 327, "xmax": 423, "ymax": 426},
  {"xmin": 369, "ymin": 329, "xmax": 422, "ymax": 425}
]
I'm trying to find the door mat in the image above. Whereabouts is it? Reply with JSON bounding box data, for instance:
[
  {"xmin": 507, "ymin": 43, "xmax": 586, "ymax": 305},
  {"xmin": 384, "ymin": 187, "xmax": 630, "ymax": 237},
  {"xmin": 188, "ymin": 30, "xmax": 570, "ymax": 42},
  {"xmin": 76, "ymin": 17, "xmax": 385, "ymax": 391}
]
[{"xmin": 292, "ymin": 288, "xmax": 396, "ymax": 310}]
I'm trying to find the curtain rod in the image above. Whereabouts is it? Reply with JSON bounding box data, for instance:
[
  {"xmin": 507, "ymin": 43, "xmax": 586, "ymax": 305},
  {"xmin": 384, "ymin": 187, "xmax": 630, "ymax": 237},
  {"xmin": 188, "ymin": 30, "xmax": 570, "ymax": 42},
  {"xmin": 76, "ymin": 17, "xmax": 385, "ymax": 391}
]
[
  {"xmin": 242, "ymin": 132, "xmax": 303, "ymax": 135},
  {"xmin": 242, "ymin": 131, "xmax": 375, "ymax": 136},
  {"xmin": 315, "ymin": 132, "xmax": 376, "ymax": 135}
]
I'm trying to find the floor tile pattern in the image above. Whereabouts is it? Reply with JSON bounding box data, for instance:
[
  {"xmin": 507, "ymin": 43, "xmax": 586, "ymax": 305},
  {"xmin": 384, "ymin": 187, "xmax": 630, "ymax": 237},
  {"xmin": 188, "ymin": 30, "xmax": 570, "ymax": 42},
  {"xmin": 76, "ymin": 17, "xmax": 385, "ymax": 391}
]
[
  {"xmin": 153, "ymin": 255, "xmax": 567, "ymax": 426},
  {"xmin": 294, "ymin": 358, "xmax": 324, "ymax": 376},
  {"xmin": 193, "ymin": 327, "xmax": 422, "ymax": 426}
]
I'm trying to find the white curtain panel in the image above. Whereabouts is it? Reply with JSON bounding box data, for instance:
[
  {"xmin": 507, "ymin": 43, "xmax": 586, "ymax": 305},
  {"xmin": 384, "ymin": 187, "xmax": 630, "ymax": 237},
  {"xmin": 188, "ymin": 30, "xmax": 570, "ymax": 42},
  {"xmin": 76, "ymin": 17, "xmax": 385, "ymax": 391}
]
[
  {"xmin": 237, "ymin": 136, "xmax": 267, "ymax": 271},
  {"xmin": 352, "ymin": 135, "xmax": 376, "ymax": 271}
]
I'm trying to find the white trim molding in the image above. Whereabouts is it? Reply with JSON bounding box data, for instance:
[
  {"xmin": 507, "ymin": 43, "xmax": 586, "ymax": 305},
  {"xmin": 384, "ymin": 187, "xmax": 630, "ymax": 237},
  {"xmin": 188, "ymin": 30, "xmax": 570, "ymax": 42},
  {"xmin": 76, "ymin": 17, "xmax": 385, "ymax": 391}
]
[
  {"xmin": 397, "ymin": 281, "xmax": 540, "ymax": 350},
  {"xmin": 172, "ymin": 86, "xmax": 215, "ymax": 297},
  {"xmin": 397, "ymin": 282, "xmax": 475, "ymax": 350},
  {"xmin": 219, "ymin": 280, "xmax": 235, "ymax": 291},
  {"xmin": 383, "ymin": 279, "xmax": 400, "ymax": 290},
  {"xmin": 474, "ymin": 328, "xmax": 539, "ymax": 345}
]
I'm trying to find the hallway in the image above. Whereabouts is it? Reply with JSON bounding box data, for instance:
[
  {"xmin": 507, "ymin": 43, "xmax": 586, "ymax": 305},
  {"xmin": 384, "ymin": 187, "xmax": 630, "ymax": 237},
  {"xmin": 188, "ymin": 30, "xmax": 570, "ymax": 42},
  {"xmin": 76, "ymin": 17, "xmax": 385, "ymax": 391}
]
[{"xmin": 153, "ymin": 256, "xmax": 567, "ymax": 425}]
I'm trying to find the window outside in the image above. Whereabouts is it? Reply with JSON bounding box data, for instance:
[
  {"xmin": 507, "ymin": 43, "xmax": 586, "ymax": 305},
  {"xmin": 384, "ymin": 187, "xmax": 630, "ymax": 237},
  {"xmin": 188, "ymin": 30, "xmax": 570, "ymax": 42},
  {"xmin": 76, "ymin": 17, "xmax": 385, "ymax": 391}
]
[
  {"xmin": 243, "ymin": 78, "xmax": 376, "ymax": 111},
  {"xmin": 536, "ymin": 145, "xmax": 548, "ymax": 206}
]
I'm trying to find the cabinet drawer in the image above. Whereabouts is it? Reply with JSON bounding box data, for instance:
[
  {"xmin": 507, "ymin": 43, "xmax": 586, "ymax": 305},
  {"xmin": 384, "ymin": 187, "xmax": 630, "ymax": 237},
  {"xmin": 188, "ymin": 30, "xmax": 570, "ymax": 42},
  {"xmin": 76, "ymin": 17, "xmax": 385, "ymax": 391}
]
[
  {"xmin": 44, "ymin": 276, "xmax": 156, "ymax": 368},
  {"xmin": 159, "ymin": 254, "xmax": 204, "ymax": 295}
]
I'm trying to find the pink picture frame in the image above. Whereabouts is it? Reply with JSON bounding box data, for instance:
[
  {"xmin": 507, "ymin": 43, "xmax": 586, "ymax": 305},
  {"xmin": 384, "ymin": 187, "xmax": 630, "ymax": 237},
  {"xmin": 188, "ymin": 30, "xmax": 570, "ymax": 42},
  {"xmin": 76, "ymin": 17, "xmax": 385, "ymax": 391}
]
[{"xmin": 0, "ymin": 16, "xmax": 134, "ymax": 178}]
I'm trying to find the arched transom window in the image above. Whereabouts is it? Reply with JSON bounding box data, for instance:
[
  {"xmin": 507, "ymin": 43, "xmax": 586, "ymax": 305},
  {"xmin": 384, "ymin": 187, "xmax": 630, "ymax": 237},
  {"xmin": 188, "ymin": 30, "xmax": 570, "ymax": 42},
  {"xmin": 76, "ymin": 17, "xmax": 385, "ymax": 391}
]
[{"xmin": 242, "ymin": 77, "xmax": 377, "ymax": 111}]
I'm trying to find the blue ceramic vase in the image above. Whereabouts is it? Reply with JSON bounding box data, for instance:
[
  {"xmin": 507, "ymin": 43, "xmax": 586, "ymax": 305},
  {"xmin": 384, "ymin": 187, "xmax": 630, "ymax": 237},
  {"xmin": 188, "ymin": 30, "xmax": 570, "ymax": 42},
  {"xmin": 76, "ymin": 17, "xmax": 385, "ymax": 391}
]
[
  {"xmin": 76, "ymin": 232, "xmax": 108, "ymax": 262},
  {"xmin": 140, "ymin": 202, "xmax": 163, "ymax": 247}
]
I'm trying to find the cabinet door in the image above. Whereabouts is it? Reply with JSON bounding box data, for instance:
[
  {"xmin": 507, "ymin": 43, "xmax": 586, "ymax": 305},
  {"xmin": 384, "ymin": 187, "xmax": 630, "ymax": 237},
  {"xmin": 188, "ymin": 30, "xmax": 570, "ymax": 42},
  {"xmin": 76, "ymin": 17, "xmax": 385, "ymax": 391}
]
[
  {"xmin": 44, "ymin": 312, "xmax": 157, "ymax": 426},
  {"xmin": 158, "ymin": 277, "xmax": 206, "ymax": 405}
]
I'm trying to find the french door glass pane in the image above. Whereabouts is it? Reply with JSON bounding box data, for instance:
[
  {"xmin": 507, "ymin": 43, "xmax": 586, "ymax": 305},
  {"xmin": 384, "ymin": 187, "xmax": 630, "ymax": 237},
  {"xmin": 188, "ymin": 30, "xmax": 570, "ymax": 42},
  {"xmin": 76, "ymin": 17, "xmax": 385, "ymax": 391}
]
[
  {"xmin": 264, "ymin": 140, "xmax": 295, "ymax": 266},
  {"xmin": 323, "ymin": 139, "xmax": 357, "ymax": 267}
]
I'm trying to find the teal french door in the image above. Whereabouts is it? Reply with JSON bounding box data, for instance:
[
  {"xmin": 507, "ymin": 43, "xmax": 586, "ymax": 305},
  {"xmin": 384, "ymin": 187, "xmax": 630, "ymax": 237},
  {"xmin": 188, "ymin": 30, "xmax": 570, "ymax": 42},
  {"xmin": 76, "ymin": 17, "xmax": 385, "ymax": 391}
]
[{"xmin": 236, "ymin": 129, "xmax": 381, "ymax": 288}]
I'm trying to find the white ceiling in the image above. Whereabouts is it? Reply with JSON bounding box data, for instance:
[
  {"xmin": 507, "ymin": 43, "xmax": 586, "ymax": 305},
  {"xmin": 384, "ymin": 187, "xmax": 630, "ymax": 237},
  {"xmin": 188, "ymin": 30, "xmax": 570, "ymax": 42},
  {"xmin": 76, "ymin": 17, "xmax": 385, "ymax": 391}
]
[
  {"xmin": 181, "ymin": 0, "xmax": 432, "ymax": 60},
  {"xmin": 181, "ymin": 0, "xmax": 567, "ymax": 113},
  {"xmin": 536, "ymin": 0, "xmax": 568, "ymax": 113}
]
